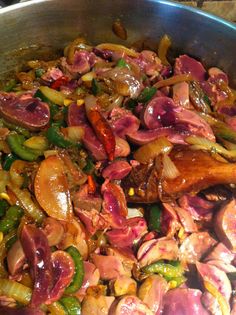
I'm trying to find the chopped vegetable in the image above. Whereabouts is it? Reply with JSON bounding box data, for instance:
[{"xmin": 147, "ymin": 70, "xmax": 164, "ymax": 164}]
[
  {"xmin": 162, "ymin": 153, "xmax": 180, "ymax": 179},
  {"xmin": 59, "ymin": 296, "xmax": 81, "ymax": 315},
  {"xmin": 0, "ymin": 279, "xmax": 32, "ymax": 304},
  {"xmin": 7, "ymin": 133, "xmax": 40, "ymax": 161},
  {"xmin": 2, "ymin": 153, "xmax": 18, "ymax": 171},
  {"xmin": 0, "ymin": 205, "xmax": 23, "ymax": 234},
  {"xmin": 158, "ymin": 34, "xmax": 171, "ymax": 66},
  {"xmin": 186, "ymin": 135, "xmax": 236, "ymax": 161},
  {"xmin": 143, "ymin": 260, "xmax": 184, "ymax": 279},
  {"xmin": 65, "ymin": 246, "xmax": 84, "ymax": 294},
  {"xmin": 148, "ymin": 204, "xmax": 162, "ymax": 232},
  {"xmin": 96, "ymin": 43, "xmax": 138, "ymax": 57},
  {"xmin": 133, "ymin": 137, "xmax": 172, "ymax": 164},
  {"xmin": 39, "ymin": 86, "xmax": 66, "ymax": 105},
  {"xmin": 46, "ymin": 125, "xmax": 76, "ymax": 148},
  {"xmin": 138, "ymin": 86, "xmax": 157, "ymax": 103}
]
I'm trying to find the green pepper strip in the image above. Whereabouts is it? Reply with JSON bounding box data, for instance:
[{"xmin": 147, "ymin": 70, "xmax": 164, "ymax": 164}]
[
  {"xmin": 35, "ymin": 68, "xmax": 45, "ymax": 78},
  {"xmin": 3, "ymin": 79, "xmax": 17, "ymax": 92},
  {"xmin": 148, "ymin": 204, "xmax": 162, "ymax": 232},
  {"xmin": 143, "ymin": 260, "xmax": 184, "ymax": 279},
  {"xmin": 138, "ymin": 86, "xmax": 157, "ymax": 103},
  {"xmin": 7, "ymin": 134, "xmax": 40, "ymax": 162},
  {"xmin": 59, "ymin": 296, "xmax": 81, "ymax": 315},
  {"xmin": 64, "ymin": 246, "xmax": 84, "ymax": 294},
  {"xmin": 91, "ymin": 78, "xmax": 101, "ymax": 96},
  {"xmin": 83, "ymin": 157, "xmax": 95, "ymax": 175},
  {"xmin": 2, "ymin": 153, "xmax": 18, "ymax": 171},
  {"xmin": 117, "ymin": 58, "xmax": 130, "ymax": 69},
  {"xmin": 46, "ymin": 125, "xmax": 75, "ymax": 148},
  {"xmin": 0, "ymin": 205, "xmax": 24, "ymax": 234},
  {"xmin": 0, "ymin": 200, "xmax": 9, "ymax": 218}
]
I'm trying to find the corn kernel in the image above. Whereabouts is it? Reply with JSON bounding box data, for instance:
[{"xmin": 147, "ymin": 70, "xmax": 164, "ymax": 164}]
[
  {"xmin": 63, "ymin": 98, "xmax": 73, "ymax": 106},
  {"xmin": 77, "ymin": 99, "xmax": 85, "ymax": 106},
  {"xmin": 168, "ymin": 280, "xmax": 177, "ymax": 289},
  {"xmin": 128, "ymin": 187, "xmax": 135, "ymax": 196},
  {"xmin": 178, "ymin": 227, "xmax": 185, "ymax": 239},
  {"xmin": 81, "ymin": 71, "xmax": 96, "ymax": 82},
  {"xmin": 0, "ymin": 232, "xmax": 3, "ymax": 244},
  {"xmin": 0, "ymin": 192, "xmax": 10, "ymax": 201}
]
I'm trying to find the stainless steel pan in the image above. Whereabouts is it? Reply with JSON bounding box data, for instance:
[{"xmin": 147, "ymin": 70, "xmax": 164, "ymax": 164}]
[{"xmin": 0, "ymin": 0, "xmax": 236, "ymax": 86}]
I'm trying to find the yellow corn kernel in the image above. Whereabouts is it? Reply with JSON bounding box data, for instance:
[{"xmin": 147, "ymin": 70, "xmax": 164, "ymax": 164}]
[
  {"xmin": 0, "ymin": 192, "xmax": 10, "ymax": 201},
  {"xmin": 128, "ymin": 187, "xmax": 135, "ymax": 196},
  {"xmin": 77, "ymin": 99, "xmax": 85, "ymax": 106},
  {"xmin": 63, "ymin": 98, "xmax": 73, "ymax": 106},
  {"xmin": 81, "ymin": 71, "xmax": 96, "ymax": 82},
  {"xmin": 168, "ymin": 280, "xmax": 178, "ymax": 289},
  {"xmin": 178, "ymin": 227, "xmax": 185, "ymax": 239},
  {"xmin": 0, "ymin": 232, "xmax": 3, "ymax": 244}
]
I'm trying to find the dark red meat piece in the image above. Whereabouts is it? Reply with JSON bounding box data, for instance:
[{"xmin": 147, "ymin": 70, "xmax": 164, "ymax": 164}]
[
  {"xmin": 0, "ymin": 93, "xmax": 50, "ymax": 131},
  {"xmin": 20, "ymin": 225, "xmax": 52, "ymax": 307}
]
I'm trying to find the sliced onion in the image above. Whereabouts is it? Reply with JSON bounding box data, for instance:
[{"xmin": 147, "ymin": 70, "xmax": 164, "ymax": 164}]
[
  {"xmin": 127, "ymin": 207, "xmax": 144, "ymax": 218},
  {"xmin": 186, "ymin": 135, "xmax": 236, "ymax": 161},
  {"xmin": 133, "ymin": 137, "xmax": 173, "ymax": 164},
  {"xmin": 0, "ymin": 279, "xmax": 32, "ymax": 305},
  {"xmin": 84, "ymin": 94, "xmax": 98, "ymax": 113},
  {"xmin": 7, "ymin": 183, "xmax": 44, "ymax": 223},
  {"xmin": 158, "ymin": 34, "xmax": 171, "ymax": 66},
  {"xmin": 24, "ymin": 136, "xmax": 49, "ymax": 151},
  {"xmin": 162, "ymin": 153, "xmax": 180, "ymax": 179},
  {"xmin": 154, "ymin": 74, "xmax": 193, "ymax": 89},
  {"xmin": 96, "ymin": 43, "xmax": 139, "ymax": 57},
  {"xmin": 61, "ymin": 126, "xmax": 84, "ymax": 142}
]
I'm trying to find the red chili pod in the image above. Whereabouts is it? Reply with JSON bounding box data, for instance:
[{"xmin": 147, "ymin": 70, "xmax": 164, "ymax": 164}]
[{"xmin": 87, "ymin": 109, "xmax": 116, "ymax": 161}]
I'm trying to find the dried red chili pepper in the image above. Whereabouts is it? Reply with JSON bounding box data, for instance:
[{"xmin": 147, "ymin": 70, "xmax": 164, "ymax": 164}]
[
  {"xmin": 87, "ymin": 174, "xmax": 96, "ymax": 194},
  {"xmin": 51, "ymin": 76, "xmax": 69, "ymax": 90},
  {"xmin": 87, "ymin": 109, "xmax": 116, "ymax": 161}
]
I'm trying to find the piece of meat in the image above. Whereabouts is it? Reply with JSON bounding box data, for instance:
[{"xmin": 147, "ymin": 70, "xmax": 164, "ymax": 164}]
[
  {"xmin": 82, "ymin": 295, "xmax": 115, "ymax": 315},
  {"xmin": 142, "ymin": 96, "xmax": 177, "ymax": 130},
  {"xmin": 0, "ymin": 93, "xmax": 50, "ymax": 131},
  {"xmin": 204, "ymin": 242, "xmax": 235, "ymax": 264},
  {"xmin": 91, "ymin": 254, "xmax": 131, "ymax": 280},
  {"xmin": 109, "ymin": 295, "xmax": 154, "ymax": 315},
  {"xmin": 162, "ymin": 288, "xmax": 208, "ymax": 315},
  {"xmin": 102, "ymin": 160, "xmax": 132, "ymax": 180},
  {"xmin": 137, "ymin": 237, "xmax": 179, "ymax": 268},
  {"xmin": 122, "ymin": 147, "xmax": 236, "ymax": 203},
  {"xmin": 201, "ymin": 292, "xmax": 222, "ymax": 315},
  {"xmin": 106, "ymin": 217, "xmax": 147, "ymax": 248},
  {"xmin": 76, "ymin": 261, "xmax": 100, "ymax": 299},
  {"xmin": 214, "ymin": 199, "xmax": 236, "ymax": 253},
  {"xmin": 20, "ymin": 225, "xmax": 52, "ymax": 307},
  {"xmin": 174, "ymin": 54, "xmax": 207, "ymax": 81},
  {"xmin": 46, "ymin": 251, "xmax": 75, "ymax": 304},
  {"xmin": 179, "ymin": 232, "xmax": 217, "ymax": 264},
  {"xmin": 138, "ymin": 275, "xmax": 168, "ymax": 315},
  {"xmin": 110, "ymin": 107, "xmax": 140, "ymax": 138},
  {"xmin": 110, "ymin": 275, "xmax": 137, "ymax": 296},
  {"xmin": 178, "ymin": 194, "xmax": 214, "ymax": 221},
  {"xmin": 73, "ymin": 184, "xmax": 102, "ymax": 212},
  {"xmin": 196, "ymin": 262, "xmax": 232, "ymax": 302}
]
